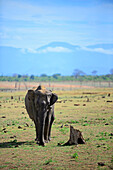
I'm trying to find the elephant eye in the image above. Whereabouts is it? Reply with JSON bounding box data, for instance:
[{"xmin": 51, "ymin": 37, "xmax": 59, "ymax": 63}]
[{"xmin": 41, "ymin": 101, "xmax": 46, "ymax": 107}]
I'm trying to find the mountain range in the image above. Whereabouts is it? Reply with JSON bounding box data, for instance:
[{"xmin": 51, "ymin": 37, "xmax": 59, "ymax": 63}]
[{"xmin": 0, "ymin": 42, "xmax": 113, "ymax": 76}]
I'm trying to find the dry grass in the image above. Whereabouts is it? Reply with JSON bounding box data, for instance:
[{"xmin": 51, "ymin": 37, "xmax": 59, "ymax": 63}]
[{"xmin": 0, "ymin": 88, "xmax": 113, "ymax": 169}]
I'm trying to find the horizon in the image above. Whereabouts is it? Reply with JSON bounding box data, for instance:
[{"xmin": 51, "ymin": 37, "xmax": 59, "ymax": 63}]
[{"xmin": 1, "ymin": 68, "xmax": 113, "ymax": 77}]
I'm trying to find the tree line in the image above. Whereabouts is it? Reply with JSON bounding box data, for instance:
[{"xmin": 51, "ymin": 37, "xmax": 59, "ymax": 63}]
[{"xmin": 0, "ymin": 72, "xmax": 113, "ymax": 82}]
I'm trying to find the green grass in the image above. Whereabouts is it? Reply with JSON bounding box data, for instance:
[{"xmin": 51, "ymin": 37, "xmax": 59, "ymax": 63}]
[
  {"xmin": 44, "ymin": 159, "xmax": 53, "ymax": 165},
  {"xmin": 0, "ymin": 88, "xmax": 113, "ymax": 169},
  {"xmin": 59, "ymin": 127, "xmax": 69, "ymax": 134},
  {"xmin": 66, "ymin": 120, "xmax": 79, "ymax": 124}
]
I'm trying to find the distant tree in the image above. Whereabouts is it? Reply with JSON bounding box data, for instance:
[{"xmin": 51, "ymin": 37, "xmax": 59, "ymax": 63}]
[
  {"xmin": 22, "ymin": 75, "xmax": 29, "ymax": 81},
  {"xmin": 52, "ymin": 73, "xmax": 61, "ymax": 79},
  {"xmin": 73, "ymin": 69, "xmax": 85, "ymax": 79},
  {"xmin": 22, "ymin": 75, "xmax": 28, "ymax": 78},
  {"xmin": 18, "ymin": 74, "xmax": 21, "ymax": 78},
  {"xmin": 40, "ymin": 74, "xmax": 48, "ymax": 77},
  {"xmin": 30, "ymin": 75, "xmax": 34, "ymax": 80},
  {"xmin": 92, "ymin": 70, "xmax": 97, "ymax": 76}
]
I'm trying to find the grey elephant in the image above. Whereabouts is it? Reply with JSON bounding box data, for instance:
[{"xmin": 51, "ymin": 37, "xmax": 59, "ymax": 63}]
[{"xmin": 25, "ymin": 85, "xmax": 58, "ymax": 146}]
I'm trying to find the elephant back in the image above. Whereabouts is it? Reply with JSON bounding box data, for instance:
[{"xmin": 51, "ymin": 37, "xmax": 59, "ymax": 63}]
[{"xmin": 35, "ymin": 85, "xmax": 51, "ymax": 94}]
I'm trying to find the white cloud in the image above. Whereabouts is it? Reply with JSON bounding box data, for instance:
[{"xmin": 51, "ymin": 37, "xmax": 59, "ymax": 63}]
[
  {"xmin": 20, "ymin": 48, "xmax": 37, "ymax": 54},
  {"xmin": 20, "ymin": 46, "xmax": 72, "ymax": 54},
  {"xmin": 20, "ymin": 46, "xmax": 113, "ymax": 55},
  {"xmin": 27, "ymin": 48, "xmax": 37, "ymax": 53},
  {"xmin": 38, "ymin": 47, "xmax": 72, "ymax": 53},
  {"xmin": 82, "ymin": 47, "xmax": 113, "ymax": 55}
]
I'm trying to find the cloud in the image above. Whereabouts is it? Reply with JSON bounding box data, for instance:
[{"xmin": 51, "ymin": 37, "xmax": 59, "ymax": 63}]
[
  {"xmin": 20, "ymin": 48, "xmax": 37, "ymax": 54},
  {"xmin": 1, "ymin": 0, "xmax": 113, "ymax": 49},
  {"xmin": 27, "ymin": 48, "xmax": 37, "ymax": 53},
  {"xmin": 20, "ymin": 45, "xmax": 113, "ymax": 55},
  {"xmin": 82, "ymin": 47, "xmax": 113, "ymax": 55},
  {"xmin": 20, "ymin": 46, "xmax": 72, "ymax": 54},
  {"xmin": 38, "ymin": 47, "xmax": 72, "ymax": 53}
]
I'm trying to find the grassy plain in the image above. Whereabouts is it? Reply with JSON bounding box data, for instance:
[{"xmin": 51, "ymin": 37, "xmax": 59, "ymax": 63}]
[{"xmin": 0, "ymin": 88, "xmax": 113, "ymax": 169}]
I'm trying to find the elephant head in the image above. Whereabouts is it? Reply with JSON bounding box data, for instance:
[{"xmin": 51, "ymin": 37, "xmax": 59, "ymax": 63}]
[{"xmin": 26, "ymin": 86, "xmax": 58, "ymax": 146}]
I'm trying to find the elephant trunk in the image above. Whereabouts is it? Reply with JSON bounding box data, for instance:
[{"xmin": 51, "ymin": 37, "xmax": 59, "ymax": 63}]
[{"xmin": 38, "ymin": 111, "xmax": 47, "ymax": 146}]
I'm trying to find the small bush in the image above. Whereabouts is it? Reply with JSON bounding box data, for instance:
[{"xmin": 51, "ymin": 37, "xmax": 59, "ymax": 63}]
[
  {"xmin": 44, "ymin": 159, "xmax": 52, "ymax": 165},
  {"xmin": 72, "ymin": 153, "xmax": 78, "ymax": 159}
]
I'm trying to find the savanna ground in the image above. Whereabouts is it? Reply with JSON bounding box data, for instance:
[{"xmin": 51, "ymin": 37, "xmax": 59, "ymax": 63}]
[{"xmin": 0, "ymin": 82, "xmax": 113, "ymax": 169}]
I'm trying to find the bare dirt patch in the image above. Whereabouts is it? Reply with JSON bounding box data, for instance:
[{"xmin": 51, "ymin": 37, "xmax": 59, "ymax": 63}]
[{"xmin": 0, "ymin": 81, "xmax": 95, "ymax": 91}]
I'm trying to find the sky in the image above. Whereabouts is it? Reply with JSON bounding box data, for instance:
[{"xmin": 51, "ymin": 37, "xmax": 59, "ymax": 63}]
[
  {"xmin": 1, "ymin": 0, "xmax": 113, "ymax": 49},
  {"xmin": 0, "ymin": 0, "xmax": 113, "ymax": 75}
]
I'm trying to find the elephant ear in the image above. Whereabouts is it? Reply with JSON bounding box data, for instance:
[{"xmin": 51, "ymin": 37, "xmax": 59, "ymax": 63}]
[
  {"xmin": 28, "ymin": 90, "xmax": 35, "ymax": 101},
  {"xmin": 50, "ymin": 93, "xmax": 58, "ymax": 106}
]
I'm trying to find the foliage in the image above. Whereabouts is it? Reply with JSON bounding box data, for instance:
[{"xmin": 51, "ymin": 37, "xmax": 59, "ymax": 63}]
[
  {"xmin": 0, "ymin": 74, "xmax": 113, "ymax": 82},
  {"xmin": 73, "ymin": 69, "xmax": 86, "ymax": 78},
  {"xmin": 72, "ymin": 153, "xmax": 78, "ymax": 159}
]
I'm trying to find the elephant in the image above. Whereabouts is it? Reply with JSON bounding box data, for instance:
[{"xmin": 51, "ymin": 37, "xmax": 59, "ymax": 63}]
[{"xmin": 25, "ymin": 85, "xmax": 58, "ymax": 146}]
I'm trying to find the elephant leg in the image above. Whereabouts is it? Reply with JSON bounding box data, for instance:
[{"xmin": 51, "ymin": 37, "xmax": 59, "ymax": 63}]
[
  {"xmin": 34, "ymin": 120, "xmax": 38, "ymax": 141},
  {"xmin": 48, "ymin": 114, "xmax": 55, "ymax": 141},
  {"xmin": 38, "ymin": 116, "xmax": 46, "ymax": 146},
  {"xmin": 44, "ymin": 114, "xmax": 51, "ymax": 143}
]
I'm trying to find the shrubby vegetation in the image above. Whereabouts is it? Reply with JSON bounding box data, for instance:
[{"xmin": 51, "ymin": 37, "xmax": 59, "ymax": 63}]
[{"xmin": 0, "ymin": 73, "xmax": 113, "ymax": 82}]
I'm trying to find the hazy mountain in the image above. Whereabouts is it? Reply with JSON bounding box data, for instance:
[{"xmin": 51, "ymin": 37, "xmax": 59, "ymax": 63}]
[
  {"xmin": 37, "ymin": 42, "xmax": 79, "ymax": 51},
  {"xmin": 0, "ymin": 42, "xmax": 113, "ymax": 76}
]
